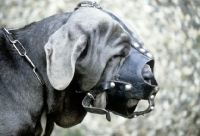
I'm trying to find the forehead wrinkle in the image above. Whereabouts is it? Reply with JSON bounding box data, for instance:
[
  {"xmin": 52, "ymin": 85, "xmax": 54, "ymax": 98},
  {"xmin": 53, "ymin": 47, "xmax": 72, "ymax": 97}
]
[
  {"xmin": 86, "ymin": 21, "xmax": 115, "ymax": 58},
  {"xmin": 105, "ymin": 21, "xmax": 131, "ymax": 47},
  {"xmin": 103, "ymin": 20, "xmax": 116, "ymax": 43}
]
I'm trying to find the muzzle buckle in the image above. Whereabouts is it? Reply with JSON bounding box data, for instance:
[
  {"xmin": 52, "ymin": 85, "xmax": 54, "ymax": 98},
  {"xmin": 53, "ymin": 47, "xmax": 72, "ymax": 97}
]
[{"xmin": 87, "ymin": 93, "xmax": 95, "ymax": 100}]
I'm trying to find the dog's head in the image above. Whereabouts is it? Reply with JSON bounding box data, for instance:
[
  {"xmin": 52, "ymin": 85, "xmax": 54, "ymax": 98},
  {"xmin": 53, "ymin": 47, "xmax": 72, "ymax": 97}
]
[{"xmin": 44, "ymin": 2, "xmax": 159, "ymax": 121}]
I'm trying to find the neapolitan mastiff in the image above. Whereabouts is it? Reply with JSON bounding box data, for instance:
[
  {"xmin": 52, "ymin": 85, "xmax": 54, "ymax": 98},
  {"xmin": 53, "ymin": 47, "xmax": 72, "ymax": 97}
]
[{"xmin": 0, "ymin": 1, "xmax": 159, "ymax": 136}]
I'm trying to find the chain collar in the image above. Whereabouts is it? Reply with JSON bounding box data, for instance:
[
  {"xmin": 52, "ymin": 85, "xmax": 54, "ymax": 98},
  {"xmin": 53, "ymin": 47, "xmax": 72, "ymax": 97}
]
[
  {"xmin": 74, "ymin": 1, "xmax": 102, "ymax": 10},
  {"xmin": 3, "ymin": 28, "xmax": 44, "ymax": 85}
]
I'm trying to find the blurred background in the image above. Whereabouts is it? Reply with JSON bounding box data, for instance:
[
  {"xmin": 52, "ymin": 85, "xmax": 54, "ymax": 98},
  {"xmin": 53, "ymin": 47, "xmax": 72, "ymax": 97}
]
[{"xmin": 0, "ymin": 0, "xmax": 199, "ymax": 136}]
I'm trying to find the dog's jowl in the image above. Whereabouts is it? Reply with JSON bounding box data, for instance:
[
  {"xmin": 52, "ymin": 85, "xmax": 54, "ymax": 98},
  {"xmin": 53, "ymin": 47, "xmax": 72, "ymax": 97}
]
[{"xmin": 0, "ymin": 1, "xmax": 159, "ymax": 136}]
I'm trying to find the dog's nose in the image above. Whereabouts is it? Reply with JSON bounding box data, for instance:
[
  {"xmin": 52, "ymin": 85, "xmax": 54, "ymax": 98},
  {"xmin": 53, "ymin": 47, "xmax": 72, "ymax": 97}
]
[{"xmin": 142, "ymin": 64, "xmax": 154, "ymax": 83}]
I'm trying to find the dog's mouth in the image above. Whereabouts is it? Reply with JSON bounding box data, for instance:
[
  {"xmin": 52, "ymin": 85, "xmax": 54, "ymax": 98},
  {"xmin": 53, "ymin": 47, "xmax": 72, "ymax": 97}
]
[
  {"xmin": 124, "ymin": 63, "xmax": 154, "ymax": 114},
  {"xmin": 125, "ymin": 64, "xmax": 153, "ymax": 112}
]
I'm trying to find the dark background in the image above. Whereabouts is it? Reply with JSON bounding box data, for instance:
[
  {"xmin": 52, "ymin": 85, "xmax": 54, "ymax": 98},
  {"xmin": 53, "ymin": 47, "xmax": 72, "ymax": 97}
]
[{"xmin": 0, "ymin": 0, "xmax": 199, "ymax": 136}]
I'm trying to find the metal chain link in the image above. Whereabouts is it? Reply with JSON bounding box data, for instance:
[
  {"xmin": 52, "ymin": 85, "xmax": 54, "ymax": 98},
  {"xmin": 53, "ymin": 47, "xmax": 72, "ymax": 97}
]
[{"xmin": 3, "ymin": 28, "xmax": 44, "ymax": 85}]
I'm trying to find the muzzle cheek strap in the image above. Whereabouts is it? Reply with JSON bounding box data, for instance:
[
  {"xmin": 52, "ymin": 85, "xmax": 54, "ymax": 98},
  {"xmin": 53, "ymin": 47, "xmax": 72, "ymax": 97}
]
[
  {"xmin": 82, "ymin": 94, "xmax": 111, "ymax": 121},
  {"xmin": 82, "ymin": 81, "xmax": 117, "ymax": 122}
]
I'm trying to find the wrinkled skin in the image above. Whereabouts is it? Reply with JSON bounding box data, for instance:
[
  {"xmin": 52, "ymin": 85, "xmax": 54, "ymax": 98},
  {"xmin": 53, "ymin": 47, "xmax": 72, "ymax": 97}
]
[{"xmin": 0, "ymin": 7, "xmax": 154, "ymax": 136}]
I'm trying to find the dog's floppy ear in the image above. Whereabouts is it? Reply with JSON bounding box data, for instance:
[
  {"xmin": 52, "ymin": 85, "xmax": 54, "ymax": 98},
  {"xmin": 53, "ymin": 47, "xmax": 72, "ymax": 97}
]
[{"xmin": 44, "ymin": 25, "xmax": 87, "ymax": 90}]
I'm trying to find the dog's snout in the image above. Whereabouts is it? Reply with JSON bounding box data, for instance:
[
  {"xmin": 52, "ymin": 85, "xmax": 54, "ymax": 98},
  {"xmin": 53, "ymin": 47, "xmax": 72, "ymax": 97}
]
[{"xmin": 142, "ymin": 64, "xmax": 154, "ymax": 83}]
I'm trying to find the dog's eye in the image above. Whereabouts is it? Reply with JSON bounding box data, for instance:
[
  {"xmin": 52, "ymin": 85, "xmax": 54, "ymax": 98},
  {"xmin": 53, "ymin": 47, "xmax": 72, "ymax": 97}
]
[
  {"xmin": 112, "ymin": 55, "xmax": 121, "ymax": 59},
  {"xmin": 110, "ymin": 44, "xmax": 130, "ymax": 61}
]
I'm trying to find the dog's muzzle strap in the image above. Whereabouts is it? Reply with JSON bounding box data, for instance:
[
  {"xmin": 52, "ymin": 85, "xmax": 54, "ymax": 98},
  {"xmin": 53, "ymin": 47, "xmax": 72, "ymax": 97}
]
[
  {"xmin": 82, "ymin": 81, "xmax": 132, "ymax": 122},
  {"xmin": 82, "ymin": 94, "xmax": 111, "ymax": 121},
  {"xmin": 82, "ymin": 81, "xmax": 115, "ymax": 122}
]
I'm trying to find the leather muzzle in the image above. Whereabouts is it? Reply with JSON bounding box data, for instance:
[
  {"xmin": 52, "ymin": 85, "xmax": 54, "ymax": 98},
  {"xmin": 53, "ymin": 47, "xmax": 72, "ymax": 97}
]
[{"xmin": 82, "ymin": 47, "xmax": 159, "ymax": 121}]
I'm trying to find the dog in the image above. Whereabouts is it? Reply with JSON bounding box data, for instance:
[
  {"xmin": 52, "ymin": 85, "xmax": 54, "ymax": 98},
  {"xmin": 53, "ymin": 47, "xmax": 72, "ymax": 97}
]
[{"xmin": 0, "ymin": 1, "xmax": 158, "ymax": 136}]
